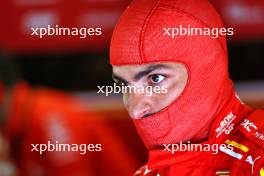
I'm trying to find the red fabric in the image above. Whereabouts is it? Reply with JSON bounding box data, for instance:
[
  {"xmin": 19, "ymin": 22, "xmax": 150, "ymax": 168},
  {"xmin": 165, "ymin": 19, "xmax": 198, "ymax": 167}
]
[
  {"xmin": 110, "ymin": 0, "xmax": 233, "ymax": 149},
  {"xmin": 238, "ymin": 110, "xmax": 264, "ymax": 149},
  {"xmin": 133, "ymin": 99, "xmax": 264, "ymax": 176}
]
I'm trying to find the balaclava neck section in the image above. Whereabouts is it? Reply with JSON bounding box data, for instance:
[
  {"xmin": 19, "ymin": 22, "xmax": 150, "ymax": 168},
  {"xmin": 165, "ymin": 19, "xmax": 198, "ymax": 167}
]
[
  {"xmin": 146, "ymin": 96, "xmax": 251, "ymax": 167},
  {"xmin": 110, "ymin": 0, "xmax": 234, "ymax": 149}
]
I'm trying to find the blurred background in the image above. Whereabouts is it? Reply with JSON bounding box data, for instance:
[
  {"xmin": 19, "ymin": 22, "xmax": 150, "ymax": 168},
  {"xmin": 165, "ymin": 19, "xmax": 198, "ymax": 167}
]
[{"xmin": 0, "ymin": 0, "xmax": 263, "ymax": 175}]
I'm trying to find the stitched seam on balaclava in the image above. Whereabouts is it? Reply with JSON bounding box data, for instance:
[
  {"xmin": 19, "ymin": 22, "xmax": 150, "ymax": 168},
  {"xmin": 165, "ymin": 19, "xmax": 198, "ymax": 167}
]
[
  {"xmin": 141, "ymin": 2, "xmax": 227, "ymax": 58},
  {"xmin": 139, "ymin": 0, "xmax": 162, "ymax": 64},
  {"xmin": 166, "ymin": 7, "xmax": 227, "ymax": 56},
  {"xmin": 110, "ymin": 1, "xmax": 134, "ymax": 62}
]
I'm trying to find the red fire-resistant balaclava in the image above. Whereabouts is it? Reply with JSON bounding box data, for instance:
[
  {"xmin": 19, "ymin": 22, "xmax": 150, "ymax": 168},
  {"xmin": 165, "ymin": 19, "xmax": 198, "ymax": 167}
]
[{"xmin": 110, "ymin": 0, "xmax": 235, "ymax": 149}]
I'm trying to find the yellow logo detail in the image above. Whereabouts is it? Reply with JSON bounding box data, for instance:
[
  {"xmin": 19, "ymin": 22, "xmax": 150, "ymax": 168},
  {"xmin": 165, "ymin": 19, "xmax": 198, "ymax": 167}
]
[
  {"xmin": 225, "ymin": 139, "xmax": 249, "ymax": 152},
  {"xmin": 260, "ymin": 168, "xmax": 264, "ymax": 176}
]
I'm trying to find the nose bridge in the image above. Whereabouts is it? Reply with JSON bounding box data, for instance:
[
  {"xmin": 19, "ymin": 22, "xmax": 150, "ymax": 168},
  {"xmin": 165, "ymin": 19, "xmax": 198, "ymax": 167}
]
[
  {"xmin": 126, "ymin": 90, "xmax": 151, "ymax": 119},
  {"xmin": 129, "ymin": 89, "xmax": 144, "ymax": 106}
]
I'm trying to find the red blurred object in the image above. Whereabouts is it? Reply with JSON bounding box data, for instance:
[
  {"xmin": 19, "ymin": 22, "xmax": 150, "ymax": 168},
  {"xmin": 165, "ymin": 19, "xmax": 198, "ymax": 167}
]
[
  {"xmin": 1, "ymin": 0, "xmax": 263, "ymax": 53},
  {"xmin": 3, "ymin": 82, "xmax": 146, "ymax": 176},
  {"xmin": 211, "ymin": 0, "xmax": 264, "ymax": 41},
  {"xmin": 0, "ymin": 0, "xmax": 131, "ymax": 54}
]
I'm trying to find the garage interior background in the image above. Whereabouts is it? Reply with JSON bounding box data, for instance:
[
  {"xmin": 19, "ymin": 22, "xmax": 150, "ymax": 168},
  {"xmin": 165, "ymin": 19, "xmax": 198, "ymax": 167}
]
[{"xmin": 0, "ymin": 0, "xmax": 263, "ymax": 175}]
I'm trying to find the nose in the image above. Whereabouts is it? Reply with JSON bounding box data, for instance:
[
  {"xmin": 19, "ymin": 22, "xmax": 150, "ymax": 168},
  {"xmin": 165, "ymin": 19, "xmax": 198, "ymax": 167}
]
[
  {"xmin": 124, "ymin": 92, "xmax": 151, "ymax": 119},
  {"xmin": 129, "ymin": 103, "xmax": 151, "ymax": 119}
]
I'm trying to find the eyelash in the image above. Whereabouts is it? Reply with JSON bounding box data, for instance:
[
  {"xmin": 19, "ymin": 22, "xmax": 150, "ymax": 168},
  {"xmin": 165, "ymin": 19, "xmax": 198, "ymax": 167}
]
[
  {"xmin": 147, "ymin": 74, "xmax": 167, "ymax": 85},
  {"xmin": 113, "ymin": 74, "xmax": 167, "ymax": 87}
]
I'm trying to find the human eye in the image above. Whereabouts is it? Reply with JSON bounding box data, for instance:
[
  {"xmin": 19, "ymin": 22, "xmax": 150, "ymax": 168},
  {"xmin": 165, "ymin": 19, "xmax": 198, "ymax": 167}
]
[{"xmin": 148, "ymin": 74, "xmax": 166, "ymax": 85}]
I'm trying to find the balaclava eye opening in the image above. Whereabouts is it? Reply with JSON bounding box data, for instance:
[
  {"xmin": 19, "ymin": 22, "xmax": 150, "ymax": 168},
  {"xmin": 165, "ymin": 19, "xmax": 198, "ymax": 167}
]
[{"xmin": 110, "ymin": 0, "xmax": 235, "ymax": 149}]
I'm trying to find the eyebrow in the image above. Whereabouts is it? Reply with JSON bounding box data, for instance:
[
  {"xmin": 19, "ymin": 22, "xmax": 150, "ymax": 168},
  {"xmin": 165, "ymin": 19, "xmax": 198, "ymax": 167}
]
[
  {"xmin": 112, "ymin": 64, "xmax": 172, "ymax": 83},
  {"xmin": 133, "ymin": 64, "xmax": 172, "ymax": 81}
]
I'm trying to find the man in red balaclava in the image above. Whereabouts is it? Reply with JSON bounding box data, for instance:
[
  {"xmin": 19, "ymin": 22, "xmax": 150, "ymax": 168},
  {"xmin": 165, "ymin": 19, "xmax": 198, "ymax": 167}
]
[{"xmin": 110, "ymin": 0, "xmax": 264, "ymax": 175}]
